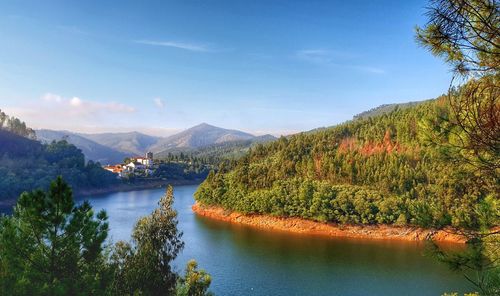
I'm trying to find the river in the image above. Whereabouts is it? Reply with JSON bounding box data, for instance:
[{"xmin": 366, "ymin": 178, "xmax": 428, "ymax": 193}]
[{"xmin": 2, "ymin": 185, "xmax": 472, "ymax": 295}]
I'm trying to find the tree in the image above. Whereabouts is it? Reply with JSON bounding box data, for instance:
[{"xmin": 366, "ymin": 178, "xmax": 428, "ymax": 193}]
[
  {"xmin": 416, "ymin": 1, "xmax": 499, "ymax": 293},
  {"xmin": 416, "ymin": 0, "xmax": 500, "ymax": 178},
  {"xmin": 0, "ymin": 109, "xmax": 36, "ymax": 139},
  {"xmin": 0, "ymin": 176, "xmax": 110, "ymax": 295},
  {"xmin": 0, "ymin": 110, "xmax": 7, "ymax": 129},
  {"xmin": 110, "ymin": 185, "xmax": 185, "ymax": 295},
  {"xmin": 426, "ymin": 195, "xmax": 499, "ymax": 295},
  {"xmin": 176, "ymin": 260, "xmax": 213, "ymax": 296},
  {"xmin": 416, "ymin": 0, "xmax": 499, "ymax": 76}
]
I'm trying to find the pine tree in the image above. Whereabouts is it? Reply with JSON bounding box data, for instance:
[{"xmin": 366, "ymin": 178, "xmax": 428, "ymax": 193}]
[{"xmin": 0, "ymin": 176, "xmax": 110, "ymax": 295}]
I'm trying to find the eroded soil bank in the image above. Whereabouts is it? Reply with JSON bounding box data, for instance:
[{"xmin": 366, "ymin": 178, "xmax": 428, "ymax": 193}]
[{"xmin": 192, "ymin": 202, "xmax": 468, "ymax": 243}]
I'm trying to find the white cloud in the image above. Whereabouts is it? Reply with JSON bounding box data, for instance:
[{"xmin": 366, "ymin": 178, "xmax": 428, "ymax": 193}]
[
  {"xmin": 296, "ymin": 49, "xmax": 334, "ymax": 64},
  {"xmin": 352, "ymin": 66, "xmax": 386, "ymax": 74},
  {"xmin": 295, "ymin": 49, "xmax": 385, "ymax": 74},
  {"xmin": 40, "ymin": 93, "xmax": 135, "ymax": 114},
  {"xmin": 42, "ymin": 93, "xmax": 62, "ymax": 102},
  {"xmin": 4, "ymin": 93, "xmax": 136, "ymax": 132},
  {"xmin": 296, "ymin": 49, "xmax": 358, "ymax": 64},
  {"xmin": 134, "ymin": 40, "xmax": 211, "ymax": 52},
  {"xmin": 70, "ymin": 97, "xmax": 82, "ymax": 107},
  {"xmin": 153, "ymin": 97, "xmax": 165, "ymax": 109}
]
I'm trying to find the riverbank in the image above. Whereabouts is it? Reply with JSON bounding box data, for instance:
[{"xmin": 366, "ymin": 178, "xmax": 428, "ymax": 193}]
[
  {"xmin": 75, "ymin": 179, "xmax": 204, "ymax": 197},
  {"xmin": 192, "ymin": 203, "xmax": 468, "ymax": 243},
  {"xmin": 0, "ymin": 179, "xmax": 204, "ymax": 211}
]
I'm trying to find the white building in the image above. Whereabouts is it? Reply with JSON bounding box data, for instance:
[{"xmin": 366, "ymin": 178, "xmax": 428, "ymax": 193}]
[
  {"xmin": 131, "ymin": 154, "xmax": 153, "ymax": 167},
  {"xmin": 126, "ymin": 161, "xmax": 145, "ymax": 171}
]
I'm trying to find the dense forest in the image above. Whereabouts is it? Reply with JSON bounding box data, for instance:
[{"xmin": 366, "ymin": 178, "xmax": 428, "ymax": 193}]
[
  {"xmin": 0, "ymin": 110, "xmax": 119, "ymax": 201},
  {"xmin": 157, "ymin": 138, "xmax": 271, "ymax": 166},
  {"xmin": 195, "ymin": 90, "xmax": 498, "ymax": 230},
  {"xmin": 152, "ymin": 160, "xmax": 211, "ymax": 181}
]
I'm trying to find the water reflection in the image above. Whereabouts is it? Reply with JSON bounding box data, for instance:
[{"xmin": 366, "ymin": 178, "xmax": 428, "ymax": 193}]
[{"xmin": 2, "ymin": 185, "xmax": 471, "ymax": 295}]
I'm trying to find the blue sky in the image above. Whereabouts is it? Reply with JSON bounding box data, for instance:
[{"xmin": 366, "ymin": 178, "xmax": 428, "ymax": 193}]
[{"xmin": 0, "ymin": 0, "xmax": 451, "ymax": 136}]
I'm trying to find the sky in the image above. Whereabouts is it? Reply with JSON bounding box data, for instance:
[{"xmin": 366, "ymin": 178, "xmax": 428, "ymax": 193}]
[{"xmin": 0, "ymin": 0, "xmax": 452, "ymax": 137}]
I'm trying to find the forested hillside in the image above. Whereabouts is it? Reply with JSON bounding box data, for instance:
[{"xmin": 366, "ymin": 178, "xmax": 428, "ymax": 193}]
[
  {"xmin": 151, "ymin": 123, "xmax": 276, "ymax": 158},
  {"xmin": 81, "ymin": 131, "xmax": 159, "ymax": 156},
  {"xmin": 0, "ymin": 111, "xmax": 119, "ymax": 202},
  {"xmin": 195, "ymin": 93, "xmax": 497, "ymax": 230},
  {"xmin": 36, "ymin": 129, "xmax": 130, "ymax": 164},
  {"xmin": 353, "ymin": 100, "xmax": 428, "ymax": 120}
]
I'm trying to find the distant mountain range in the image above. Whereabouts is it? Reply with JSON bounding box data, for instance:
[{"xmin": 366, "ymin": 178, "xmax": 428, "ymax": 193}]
[
  {"xmin": 36, "ymin": 100, "xmax": 430, "ymax": 165},
  {"xmin": 36, "ymin": 123, "xmax": 277, "ymax": 164},
  {"xmin": 36, "ymin": 130, "xmax": 130, "ymax": 164},
  {"xmin": 80, "ymin": 132, "xmax": 160, "ymax": 156},
  {"xmin": 149, "ymin": 123, "xmax": 273, "ymax": 152}
]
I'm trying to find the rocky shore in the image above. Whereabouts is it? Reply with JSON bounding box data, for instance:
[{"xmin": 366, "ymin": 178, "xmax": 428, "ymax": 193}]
[{"xmin": 192, "ymin": 202, "xmax": 468, "ymax": 243}]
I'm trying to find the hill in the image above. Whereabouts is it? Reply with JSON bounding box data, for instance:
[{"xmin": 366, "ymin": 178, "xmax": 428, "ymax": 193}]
[
  {"xmin": 79, "ymin": 131, "xmax": 159, "ymax": 156},
  {"xmin": 36, "ymin": 124, "xmax": 276, "ymax": 165},
  {"xmin": 0, "ymin": 129, "xmax": 119, "ymax": 202},
  {"xmin": 36, "ymin": 129, "xmax": 130, "ymax": 164},
  {"xmin": 150, "ymin": 123, "xmax": 276, "ymax": 163},
  {"xmin": 150, "ymin": 123, "xmax": 256, "ymax": 152},
  {"xmin": 353, "ymin": 101, "xmax": 428, "ymax": 120},
  {"xmin": 195, "ymin": 97, "xmax": 495, "ymax": 230}
]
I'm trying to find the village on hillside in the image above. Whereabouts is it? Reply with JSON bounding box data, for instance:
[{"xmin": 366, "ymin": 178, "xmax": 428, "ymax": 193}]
[
  {"xmin": 103, "ymin": 152, "xmax": 156, "ymax": 179},
  {"xmin": 103, "ymin": 151, "xmax": 212, "ymax": 182}
]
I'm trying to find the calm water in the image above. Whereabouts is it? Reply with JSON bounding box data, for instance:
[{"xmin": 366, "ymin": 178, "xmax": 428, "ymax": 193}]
[{"xmin": 4, "ymin": 185, "xmax": 472, "ymax": 295}]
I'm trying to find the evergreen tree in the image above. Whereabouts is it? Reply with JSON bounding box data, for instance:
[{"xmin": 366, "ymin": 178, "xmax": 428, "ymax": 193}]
[
  {"xmin": 417, "ymin": 1, "xmax": 499, "ymax": 294},
  {"xmin": 0, "ymin": 176, "xmax": 110, "ymax": 295}
]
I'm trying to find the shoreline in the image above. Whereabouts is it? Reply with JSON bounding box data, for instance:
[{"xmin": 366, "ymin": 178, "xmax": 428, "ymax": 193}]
[
  {"xmin": 74, "ymin": 179, "xmax": 203, "ymax": 197},
  {"xmin": 192, "ymin": 203, "xmax": 469, "ymax": 244},
  {"xmin": 0, "ymin": 180, "xmax": 203, "ymax": 210}
]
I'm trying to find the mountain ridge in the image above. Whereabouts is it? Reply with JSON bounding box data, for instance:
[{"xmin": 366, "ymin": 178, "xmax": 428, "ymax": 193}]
[
  {"xmin": 37, "ymin": 123, "xmax": 277, "ymax": 163},
  {"xmin": 149, "ymin": 123, "xmax": 258, "ymax": 153},
  {"xmin": 36, "ymin": 129, "xmax": 130, "ymax": 164}
]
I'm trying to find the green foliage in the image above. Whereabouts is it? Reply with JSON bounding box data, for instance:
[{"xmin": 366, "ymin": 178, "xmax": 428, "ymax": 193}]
[
  {"xmin": 195, "ymin": 97, "xmax": 496, "ymax": 230},
  {"xmin": 0, "ymin": 179, "xmax": 213, "ymax": 295},
  {"xmin": 428, "ymin": 236, "xmax": 499, "ymax": 296},
  {"xmin": 0, "ymin": 177, "xmax": 110, "ymax": 295},
  {"xmin": 417, "ymin": 2, "xmax": 499, "ymax": 293},
  {"xmin": 176, "ymin": 260, "xmax": 213, "ymax": 296},
  {"xmin": 0, "ymin": 130, "xmax": 119, "ymax": 201},
  {"xmin": 153, "ymin": 161, "xmax": 212, "ymax": 181},
  {"xmin": 158, "ymin": 140, "xmax": 255, "ymax": 165},
  {"xmin": 415, "ymin": 0, "xmax": 499, "ymax": 76},
  {"xmin": 109, "ymin": 185, "xmax": 185, "ymax": 295}
]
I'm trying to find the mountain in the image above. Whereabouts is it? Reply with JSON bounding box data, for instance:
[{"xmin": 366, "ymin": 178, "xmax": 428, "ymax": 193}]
[
  {"xmin": 149, "ymin": 123, "xmax": 267, "ymax": 153},
  {"xmin": 37, "ymin": 124, "xmax": 276, "ymax": 164},
  {"xmin": 36, "ymin": 130, "xmax": 130, "ymax": 164},
  {"xmin": 304, "ymin": 100, "xmax": 431, "ymax": 135},
  {"xmin": 79, "ymin": 131, "xmax": 160, "ymax": 156}
]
